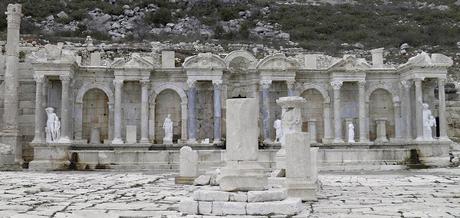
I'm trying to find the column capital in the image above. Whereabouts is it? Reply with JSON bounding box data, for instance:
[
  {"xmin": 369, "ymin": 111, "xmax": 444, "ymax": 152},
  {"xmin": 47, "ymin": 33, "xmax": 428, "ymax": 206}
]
[
  {"xmin": 212, "ymin": 79, "xmax": 223, "ymax": 88},
  {"xmin": 330, "ymin": 80, "xmax": 343, "ymax": 90},
  {"xmin": 260, "ymin": 80, "xmax": 272, "ymax": 89},
  {"xmin": 187, "ymin": 79, "xmax": 197, "ymax": 89},
  {"xmin": 113, "ymin": 79, "xmax": 124, "ymax": 87},
  {"xmin": 414, "ymin": 77, "xmax": 425, "ymax": 84},
  {"xmin": 59, "ymin": 75, "xmax": 72, "ymax": 82},
  {"xmin": 34, "ymin": 74, "xmax": 45, "ymax": 83},
  {"xmin": 438, "ymin": 77, "xmax": 446, "ymax": 84},
  {"xmin": 358, "ymin": 80, "xmax": 366, "ymax": 88},
  {"xmin": 286, "ymin": 80, "xmax": 295, "ymax": 88},
  {"xmin": 400, "ymin": 80, "xmax": 413, "ymax": 89},
  {"xmin": 140, "ymin": 79, "xmax": 150, "ymax": 86}
]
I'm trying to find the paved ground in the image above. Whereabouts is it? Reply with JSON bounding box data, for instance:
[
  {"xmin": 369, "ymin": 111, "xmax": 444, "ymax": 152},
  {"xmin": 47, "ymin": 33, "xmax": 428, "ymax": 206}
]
[{"xmin": 0, "ymin": 168, "xmax": 459, "ymax": 218}]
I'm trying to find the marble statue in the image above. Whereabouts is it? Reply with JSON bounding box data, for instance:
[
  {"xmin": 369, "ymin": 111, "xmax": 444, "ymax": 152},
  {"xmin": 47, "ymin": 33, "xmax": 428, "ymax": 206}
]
[
  {"xmin": 163, "ymin": 114, "xmax": 173, "ymax": 144},
  {"xmin": 348, "ymin": 123, "xmax": 355, "ymax": 143},
  {"xmin": 45, "ymin": 107, "xmax": 60, "ymax": 143},
  {"xmin": 274, "ymin": 119, "xmax": 282, "ymax": 143},
  {"xmin": 422, "ymin": 103, "xmax": 437, "ymax": 140}
]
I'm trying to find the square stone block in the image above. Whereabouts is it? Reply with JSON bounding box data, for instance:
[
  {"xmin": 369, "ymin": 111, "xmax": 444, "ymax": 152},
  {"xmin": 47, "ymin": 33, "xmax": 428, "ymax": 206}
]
[
  {"xmin": 212, "ymin": 202, "xmax": 247, "ymax": 215},
  {"xmin": 193, "ymin": 190, "xmax": 230, "ymax": 202},
  {"xmin": 197, "ymin": 201, "xmax": 212, "ymax": 215},
  {"xmin": 219, "ymin": 175, "xmax": 267, "ymax": 192},
  {"xmin": 248, "ymin": 189, "xmax": 288, "ymax": 202},
  {"xmin": 179, "ymin": 198, "xmax": 198, "ymax": 215},
  {"xmin": 246, "ymin": 198, "xmax": 303, "ymax": 216}
]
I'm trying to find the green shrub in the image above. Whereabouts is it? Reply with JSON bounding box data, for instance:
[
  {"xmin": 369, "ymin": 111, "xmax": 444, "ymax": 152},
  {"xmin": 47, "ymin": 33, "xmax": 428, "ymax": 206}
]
[{"xmin": 144, "ymin": 8, "xmax": 173, "ymax": 26}]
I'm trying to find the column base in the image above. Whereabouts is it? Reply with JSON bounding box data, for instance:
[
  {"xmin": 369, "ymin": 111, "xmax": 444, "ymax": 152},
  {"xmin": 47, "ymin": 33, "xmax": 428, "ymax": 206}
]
[
  {"xmin": 263, "ymin": 139, "xmax": 273, "ymax": 144},
  {"xmin": 187, "ymin": 139, "xmax": 197, "ymax": 144},
  {"xmin": 31, "ymin": 138, "xmax": 45, "ymax": 144},
  {"xmin": 438, "ymin": 136, "xmax": 451, "ymax": 142},
  {"xmin": 58, "ymin": 137, "xmax": 72, "ymax": 144},
  {"xmin": 213, "ymin": 139, "xmax": 222, "ymax": 144},
  {"xmin": 321, "ymin": 138, "xmax": 334, "ymax": 144},
  {"xmin": 111, "ymin": 138, "xmax": 124, "ymax": 144},
  {"xmin": 139, "ymin": 138, "xmax": 150, "ymax": 144},
  {"xmin": 333, "ymin": 138, "xmax": 344, "ymax": 143},
  {"xmin": 358, "ymin": 138, "xmax": 369, "ymax": 143}
]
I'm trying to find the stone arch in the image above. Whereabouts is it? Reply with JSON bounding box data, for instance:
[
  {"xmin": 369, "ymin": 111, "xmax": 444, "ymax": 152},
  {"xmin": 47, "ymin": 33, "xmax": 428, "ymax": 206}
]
[
  {"xmin": 224, "ymin": 50, "xmax": 257, "ymax": 71},
  {"xmin": 183, "ymin": 53, "xmax": 226, "ymax": 70},
  {"xmin": 368, "ymin": 88, "xmax": 395, "ymax": 141},
  {"xmin": 300, "ymin": 88, "xmax": 325, "ymax": 142},
  {"xmin": 75, "ymin": 83, "xmax": 114, "ymax": 143},
  {"xmin": 298, "ymin": 84, "xmax": 330, "ymax": 103},
  {"xmin": 365, "ymin": 83, "xmax": 398, "ymax": 103},
  {"xmin": 149, "ymin": 83, "xmax": 188, "ymax": 143},
  {"xmin": 256, "ymin": 54, "xmax": 300, "ymax": 70},
  {"xmin": 76, "ymin": 82, "xmax": 114, "ymax": 104}
]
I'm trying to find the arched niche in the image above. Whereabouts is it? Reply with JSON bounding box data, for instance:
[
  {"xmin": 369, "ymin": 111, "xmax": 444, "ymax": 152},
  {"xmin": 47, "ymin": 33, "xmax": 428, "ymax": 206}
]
[
  {"xmin": 368, "ymin": 88, "xmax": 395, "ymax": 141},
  {"xmin": 82, "ymin": 89, "xmax": 109, "ymax": 143},
  {"xmin": 300, "ymin": 89, "xmax": 325, "ymax": 142}
]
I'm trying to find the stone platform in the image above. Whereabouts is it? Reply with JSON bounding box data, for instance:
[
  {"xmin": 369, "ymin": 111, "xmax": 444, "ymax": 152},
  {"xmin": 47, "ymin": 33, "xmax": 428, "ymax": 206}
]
[
  {"xmin": 26, "ymin": 140, "xmax": 452, "ymax": 171},
  {"xmin": 180, "ymin": 187, "xmax": 304, "ymax": 216}
]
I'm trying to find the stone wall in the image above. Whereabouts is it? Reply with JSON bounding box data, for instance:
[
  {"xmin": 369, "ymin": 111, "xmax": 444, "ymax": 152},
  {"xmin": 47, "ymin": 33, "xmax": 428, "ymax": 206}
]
[
  {"xmin": 301, "ymin": 89, "xmax": 324, "ymax": 142},
  {"xmin": 268, "ymin": 81, "xmax": 288, "ymax": 140},
  {"xmin": 368, "ymin": 89, "xmax": 395, "ymax": 140},
  {"xmin": 122, "ymin": 81, "xmax": 141, "ymax": 141},
  {"xmin": 82, "ymin": 89, "xmax": 109, "ymax": 143}
]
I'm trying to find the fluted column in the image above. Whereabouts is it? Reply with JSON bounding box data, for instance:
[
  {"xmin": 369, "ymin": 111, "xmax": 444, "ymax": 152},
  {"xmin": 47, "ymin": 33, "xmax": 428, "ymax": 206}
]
[
  {"xmin": 260, "ymin": 80, "xmax": 272, "ymax": 143},
  {"xmin": 287, "ymin": 80, "xmax": 295, "ymax": 96},
  {"xmin": 112, "ymin": 79, "xmax": 124, "ymax": 144},
  {"xmin": 358, "ymin": 81, "xmax": 368, "ymax": 142},
  {"xmin": 140, "ymin": 79, "xmax": 150, "ymax": 143},
  {"xmin": 401, "ymin": 80, "xmax": 412, "ymax": 140},
  {"xmin": 213, "ymin": 80, "xmax": 222, "ymax": 143},
  {"xmin": 58, "ymin": 75, "xmax": 71, "ymax": 143},
  {"xmin": 414, "ymin": 78, "xmax": 424, "ymax": 140},
  {"xmin": 187, "ymin": 79, "xmax": 197, "ymax": 144},
  {"xmin": 32, "ymin": 75, "xmax": 45, "ymax": 143},
  {"xmin": 331, "ymin": 80, "xmax": 344, "ymax": 143},
  {"xmin": 438, "ymin": 78, "xmax": 448, "ymax": 140}
]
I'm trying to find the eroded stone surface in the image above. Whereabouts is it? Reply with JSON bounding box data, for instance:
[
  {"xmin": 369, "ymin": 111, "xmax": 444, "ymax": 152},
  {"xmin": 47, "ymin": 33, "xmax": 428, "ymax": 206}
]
[{"xmin": 0, "ymin": 169, "xmax": 458, "ymax": 217}]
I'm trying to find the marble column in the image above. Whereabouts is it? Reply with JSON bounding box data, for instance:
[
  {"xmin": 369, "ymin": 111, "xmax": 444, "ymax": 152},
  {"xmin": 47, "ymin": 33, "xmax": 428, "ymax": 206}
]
[
  {"xmin": 287, "ymin": 80, "xmax": 295, "ymax": 96},
  {"xmin": 401, "ymin": 80, "xmax": 412, "ymax": 140},
  {"xmin": 180, "ymin": 102, "xmax": 188, "ymax": 143},
  {"xmin": 58, "ymin": 75, "xmax": 71, "ymax": 143},
  {"xmin": 358, "ymin": 81, "xmax": 368, "ymax": 142},
  {"xmin": 322, "ymin": 102, "xmax": 333, "ymax": 143},
  {"xmin": 187, "ymin": 79, "xmax": 197, "ymax": 143},
  {"xmin": 438, "ymin": 78, "xmax": 448, "ymax": 140},
  {"xmin": 112, "ymin": 79, "xmax": 124, "ymax": 144},
  {"xmin": 213, "ymin": 80, "xmax": 222, "ymax": 143},
  {"xmin": 394, "ymin": 101, "xmax": 403, "ymax": 140},
  {"xmin": 32, "ymin": 75, "xmax": 45, "ymax": 143},
  {"xmin": 260, "ymin": 80, "xmax": 272, "ymax": 143},
  {"xmin": 139, "ymin": 79, "xmax": 150, "ymax": 143},
  {"xmin": 331, "ymin": 81, "xmax": 344, "ymax": 143},
  {"xmin": 308, "ymin": 119, "xmax": 317, "ymax": 143},
  {"xmin": 414, "ymin": 78, "xmax": 424, "ymax": 140}
]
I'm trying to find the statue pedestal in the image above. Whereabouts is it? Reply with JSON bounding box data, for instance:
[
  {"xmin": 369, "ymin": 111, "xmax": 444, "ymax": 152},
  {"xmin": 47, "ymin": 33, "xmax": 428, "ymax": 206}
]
[
  {"xmin": 375, "ymin": 118, "xmax": 388, "ymax": 143},
  {"xmin": 163, "ymin": 137, "xmax": 173, "ymax": 145},
  {"xmin": 28, "ymin": 143, "xmax": 70, "ymax": 171}
]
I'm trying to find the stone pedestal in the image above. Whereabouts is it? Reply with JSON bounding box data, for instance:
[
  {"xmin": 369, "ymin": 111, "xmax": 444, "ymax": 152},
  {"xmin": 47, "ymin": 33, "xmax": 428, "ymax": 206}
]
[
  {"xmin": 176, "ymin": 146, "xmax": 198, "ymax": 185},
  {"xmin": 28, "ymin": 144, "xmax": 70, "ymax": 171},
  {"xmin": 375, "ymin": 118, "xmax": 388, "ymax": 143},
  {"xmin": 90, "ymin": 127, "xmax": 101, "ymax": 144},
  {"xmin": 275, "ymin": 96, "xmax": 306, "ymax": 171},
  {"xmin": 126, "ymin": 125, "xmax": 137, "ymax": 144},
  {"xmin": 0, "ymin": 143, "xmax": 20, "ymax": 170},
  {"xmin": 219, "ymin": 98, "xmax": 267, "ymax": 192},
  {"xmin": 285, "ymin": 132, "xmax": 316, "ymax": 201}
]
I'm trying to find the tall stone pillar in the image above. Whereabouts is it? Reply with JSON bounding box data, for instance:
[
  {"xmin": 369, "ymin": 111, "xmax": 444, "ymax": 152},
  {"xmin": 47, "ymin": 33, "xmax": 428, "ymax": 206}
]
[
  {"xmin": 58, "ymin": 75, "xmax": 72, "ymax": 143},
  {"xmin": 358, "ymin": 81, "xmax": 368, "ymax": 142},
  {"xmin": 322, "ymin": 103, "xmax": 333, "ymax": 143},
  {"xmin": 308, "ymin": 119, "xmax": 317, "ymax": 143},
  {"xmin": 414, "ymin": 78, "xmax": 424, "ymax": 140},
  {"xmin": 212, "ymin": 80, "xmax": 222, "ymax": 143},
  {"xmin": 260, "ymin": 80, "xmax": 272, "ymax": 143},
  {"xmin": 286, "ymin": 80, "xmax": 295, "ymax": 96},
  {"xmin": 331, "ymin": 81, "xmax": 344, "ymax": 143},
  {"xmin": 394, "ymin": 101, "xmax": 403, "ymax": 140},
  {"xmin": 112, "ymin": 79, "xmax": 124, "ymax": 144},
  {"xmin": 401, "ymin": 80, "xmax": 412, "ymax": 140},
  {"xmin": 2, "ymin": 4, "xmax": 22, "ymax": 163},
  {"xmin": 32, "ymin": 75, "xmax": 45, "ymax": 143},
  {"xmin": 187, "ymin": 79, "xmax": 197, "ymax": 144},
  {"xmin": 140, "ymin": 79, "xmax": 150, "ymax": 143},
  {"xmin": 438, "ymin": 78, "xmax": 448, "ymax": 140}
]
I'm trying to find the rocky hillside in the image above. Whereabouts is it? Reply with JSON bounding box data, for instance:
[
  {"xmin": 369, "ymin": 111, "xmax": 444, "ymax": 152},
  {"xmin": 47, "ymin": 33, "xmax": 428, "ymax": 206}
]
[{"xmin": 1, "ymin": 0, "xmax": 460, "ymax": 70}]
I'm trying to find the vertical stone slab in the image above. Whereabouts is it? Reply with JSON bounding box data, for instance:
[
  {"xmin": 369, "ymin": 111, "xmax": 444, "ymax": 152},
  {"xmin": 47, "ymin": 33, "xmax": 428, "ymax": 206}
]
[
  {"xmin": 90, "ymin": 52, "xmax": 101, "ymax": 66},
  {"xmin": 375, "ymin": 118, "xmax": 388, "ymax": 143},
  {"xmin": 285, "ymin": 132, "xmax": 316, "ymax": 201},
  {"xmin": 162, "ymin": 51, "xmax": 175, "ymax": 68},
  {"xmin": 225, "ymin": 98, "xmax": 259, "ymax": 161},
  {"xmin": 179, "ymin": 146, "xmax": 198, "ymax": 177}
]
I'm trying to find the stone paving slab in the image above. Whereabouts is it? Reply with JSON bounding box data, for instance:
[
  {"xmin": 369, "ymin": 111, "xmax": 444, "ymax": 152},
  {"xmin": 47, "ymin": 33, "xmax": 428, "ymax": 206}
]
[{"xmin": 0, "ymin": 168, "xmax": 458, "ymax": 217}]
